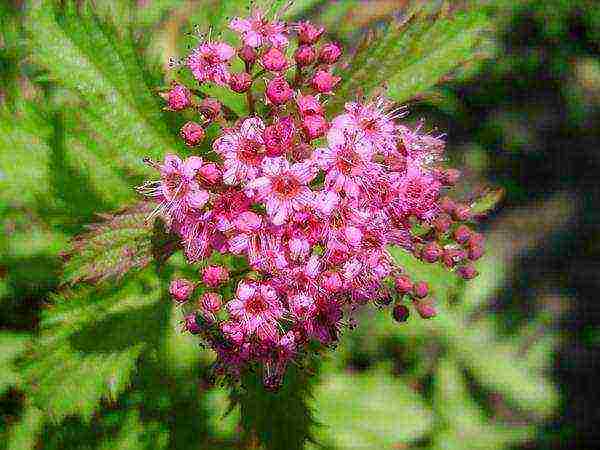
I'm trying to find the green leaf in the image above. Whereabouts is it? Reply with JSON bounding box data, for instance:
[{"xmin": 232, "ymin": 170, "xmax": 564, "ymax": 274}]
[
  {"xmin": 0, "ymin": 332, "xmax": 30, "ymax": 395},
  {"xmin": 6, "ymin": 407, "xmax": 45, "ymax": 450},
  {"xmin": 469, "ymin": 187, "xmax": 506, "ymax": 218},
  {"xmin": 313, "ymin": 363, "xmax": 433, "ymax": 448}
]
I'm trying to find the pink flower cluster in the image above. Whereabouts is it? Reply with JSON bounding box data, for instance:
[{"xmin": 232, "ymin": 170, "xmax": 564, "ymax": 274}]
[{"xmin": 142, "ymin": 7, "xmax": 484, "ymax": 390}]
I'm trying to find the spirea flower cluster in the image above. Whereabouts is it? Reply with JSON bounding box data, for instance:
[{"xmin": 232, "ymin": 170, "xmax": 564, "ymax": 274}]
[{"xmin": 140, "ymin": 5, "xmax": 484, "ymax": 390}]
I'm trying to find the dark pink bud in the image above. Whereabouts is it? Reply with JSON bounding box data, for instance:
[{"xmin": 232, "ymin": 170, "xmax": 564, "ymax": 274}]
[
  {"xmin": 294, "ymin": 45, "xmax": 317, "ymax": 67},
  {"xmin": 266, "ymin": 76, "xmax": 293, "ymax": 105},
  {"xmin": 415, "ymin": 299, "xmax": 437, "ymax": 319},
  {"xmin": 238, "ymin": 45, "xmax": 258, "ymax": 64},
  {"xmin": 201, "ymin": 292, "xmax": 222, "ymax": 313},
  {"xmin": 392, "ymin": 304, "xmax": 410, "ymax": 323},
  {"xmin": 412, "ymin": 281, "xmax": 429, "ymax": 299},
  {"xmin": 297, "ymin": 21, "xmax": 325, "ymax": 45},
  {"xmin": 301, "ymin": 114, "xmax": 328, "ymax": 140},
  {"xmin": 469, "ymin": 232, "xmax": 485, "ymax": 247},
  {"xmin": 296, "ymin": 93, "xmax": 323, "ymax": 116},
  {"xmin": 310, "ymin": 70, "xmax": 341, "ymax": 93},
  {"xmin": 263, "ymin": 116, "xmax": 295, "ymax": 157},
  {"xmin": 163, "ymin": 84, "xmax": 191, "ymax": 111},
  {"xmin": 468, "ymin": 243, "xmax": 484, "ymax": 261},
  {"xmin": 321, "ymin": 271, "xmax": 342, "ymax": 293},
  {"xmin": 453, "ymin": 203, "xmax": 472, "ymax": 221},
  {"xmin": 261, "ymin": 47, "xmax": 288, "ymax": 72},
  {"xmin": 221, "ymin": 321, "xmax": 244, "ymax": 345},
  {"xmin": 440, "ymin": 197, "xmax": 456, "ymax": 215},
  {"xmin": 229, "ymin": 72, "xmax": 252, "ymax": 93},
  {"xmin": 422, "ymin": 242, "xmax": 443, "ymax": 263},
  {"xmin": 454, "ymin": 225, "xmax": 471, "ymax": 245},
  {"xmin": 183, "ymin": 313, "xmax": 201, "ymax": 334},
  {"xmin": 377, "ymin": 288, "xmax": 394, "ymax": 306},
  {"xmin": 199, "ymin": 97, "xmax": 222, "ymax": 119},
  {"xmin": 394, "ymin": 275, "xmax": 413, "ymax": 295},
  {"xmin": 169, "ymin": 278, "xmax": 194, "ymax": 303},
  {"xmin": 442, "ymin": 248, "xmax": 467, "ymax": 268},
  {"xmin": 433, "ymin": 214, "xmax": 452, "ymax": 233},
  {"xmin": 197, "ymin": 163, "xmax": 221, "ymax": 185},
  {"xmin": 180, "ymin": 121, "xmax": 205, "ymax": 147},
  {"xmin": 457, "ymin": 265, "xmax": 479, "ymax": 280},
  {"xmin": 202, "ymin": 265, "xmax": 229, "ymax": 288},
  {"xmin": 318, "ymin": 42, "xmax": 342, "ymax": 64}
]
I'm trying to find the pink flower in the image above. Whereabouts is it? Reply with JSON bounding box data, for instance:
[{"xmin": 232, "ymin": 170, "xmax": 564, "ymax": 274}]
[
  {"xmin": 211, "ymin": 188, "xmax": 251, "ymax": 232},
  {"xmin": 228, "ymin": 211, "xmax": 263, "ymax": 258},
  {"xmin": 201, "ymin": 292, "xmax": 222, "ymax": 313},
  {"xmin": 296, "ymin": 21, "xmax": 324, "ymax": 45},
  {"xmin": 301, "ymin": 114, "xmax": 328, "ymax": 140},
  {"xmin": 213, "ymin": 117, "xmax": 266, "ymax": 185},
  {"xmin": 162, "ymin": 84, "xmax": 191, "ymax": 111},
  {"xmin": 266, "ymin": 76, "xmax": 293, "ymax": 105},
  {"xmin": 202, "ymin": 265, "xmax": 229, "ymax": 287},
  {"xmin": 261, "ymin": 47, "xmax": 289, "ymax": 72},
  {"xmin": 187, "ymin": 41, "xmax": 235, "ymax": 86},
  {"xmin": 318, "ymin": 42, "xmax": 342, "ymax": 64},
  {"xmin": 238, "ymin": 45, "xmax": 258, "ymax": 64},
  {"xmin": 199, "ymin": 97, "xmax": 222, "ymax": 119},
  {"xmin": 294, "ymin": 45, "xmax": 317, "ymax": 67},
  {"xmin": 246, "ymin": 158, "xmax": 317, "ymax": 225},
  {"xmin": 296, "ymin": 93, "xmax": 324, "ymax": 116},
  {"xmin": 263, "ymin": 116, "xmax": 296, "ymax": 157},
  {"xmin": 169, "ymin": 278, "xmax": 194, "ymax": 303},
  {"xmin": 311, "ymin": 69, "xmax": 341, "ymax": 93},
  {"xmin": 180, "ymin": 121, "xmax": 205, "ymax": 147},
  {"xmin": 229, "ymin": 9, "xmax": 288, "ymax": 48},
  {"xmin": 229, "ymin": 72, "xmax": 253, "ymax": 93},
  {"xmin": 226, "ymin": 280, "xmax": 284, "ymax": 337}
]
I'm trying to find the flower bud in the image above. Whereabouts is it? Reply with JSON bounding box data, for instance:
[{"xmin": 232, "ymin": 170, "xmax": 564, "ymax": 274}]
[
  {"xmin": 301, "ymin": 114, "xmax": 328, "ymax": 140},
  {"xmin": 221, "ymin": 321, "xmax": 245, "ymax": 345},
  {"xmin": 238, "ymin": 45, "xmax": 258, "ymax": 64},
  {"xmin": 197, "ymin": 163, "xmax": 221, "ymax": 185},
  {"xmin": 163, "ymin": 84, "xmax": 191, "ymax": 111},
  {"xmin": 180, "ymin": 121, "xmax": 205, "ymax": 147},
  {"xmin": 183, "ymin": 313, "xmax": 201, "ymax": 334},
  {"xmin": 266, "ymin": 76, "xmax": 293, "ymax": 105},
  {"xmin": 440, "ymin": 197, "xmax": 456, "ymax": 215},
  {"xmin": 202, "ymin": 265, "xmax": 229, "ymax": 288},
  {"xmin": 392, "ymin": 304, "xmax": 410, "ymax": 323},
  {"xmin": 291, "ymin": 143, "xmax": 313, "ymax": 161},
  {"xmin": 442, "ymin": 247, "xmax": 467, "ymax": 268},
  {"xmin": 457, "ymin": 265, "xmax": 479, "ymax": 280},
  {"xmin": 294, "ymin": 45, "xmax": 317, "ymax": 67},
  {"xmin": 261, "ymin": 47, "xmax": 288, "ymax": 72},
  {"xmin": 453, "ymin": 203, "xmax": 472, "ymax": 221},
  {"xmin": 433, "ymin": 214, "xmax": 452, "ymax": 233},
  {"xmin": 412, "ymin": 281, "xmax": 429, "ymax": 299},
  {"xmin": 415, "ymin": 298, "xmax": 437, "ymax": 319},
  {"xmin": 422, "ymin": 241, "xmax": 443, "ymax": 263},
  {"xmin": 469, "ymin": 232, "xmax": 485, "ymax": 247},
  {"xmin": 297, "ymin": 21, "xmax": 325, "ymax": 45},
  {"xmin": 394, "ymin": 275, "xmax": 413, "ymax": 295},
  {"xmin": 229, "ymin": 72, "xmax": 252, "ymax": 93},
  {"xmin": 321, "ymin": 271, "xmax": 343, "ymax": 293},
  {"xmin": 443, "ymin": 168, "xmax": 461, "ymax": 185},
  {"xmin": 468, "ymin": 243, "xmax": 484, "ymax": 261},
  {"xmin": 169, "ymin": 278, "xmax": 194, "ymax": 303},
  {"xmin": 296, "ymin": 93, "xmax": 323, "ymax": 116},
  {"xmin": 263, "ymin": 116, "xmax": 295, "ymax": 157},
  {"xmin": 318, "ymin": 42, "xmax": 342, "ymax": 64},
  {"xmin": 199, "ymin": 97, "xmax": 221, "ymax": 119},
  {"xmin": 454, "ymin": 225, "xmax": 471, "ymax": 245},
  {"xmin": 311, "ymin": 70, "xmax": 341, "ymax": 93},
  {"xmin": 201, "ymin": 292, "xmax": 222, "ymax": 314}
]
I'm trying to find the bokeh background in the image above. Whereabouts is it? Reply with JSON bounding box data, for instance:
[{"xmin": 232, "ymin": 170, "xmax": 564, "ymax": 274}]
[{"xmin": 1, "ymin": 0, "xmax": 598, "ymax": 449}]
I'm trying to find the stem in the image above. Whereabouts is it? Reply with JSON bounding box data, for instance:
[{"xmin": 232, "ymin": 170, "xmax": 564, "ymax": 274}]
[
  {"xmin": 293, "ymin": 66, "xmax": 303, "ymax": 88},
  {"xmin": 246, "ymin": 89, "xmax": 255, "ymax": 116}
]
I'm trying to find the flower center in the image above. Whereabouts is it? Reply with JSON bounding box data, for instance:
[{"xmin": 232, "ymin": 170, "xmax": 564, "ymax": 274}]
[
  {"xmin": 273, "ymin": 175, "xmax": 301, "ymax": 197},
  {"xmin": 238, "ymin": 139, "xmax": 264, "ymax": 165},
  {"xmin": 246, "ymin": 295, "xmax": 267, "ymax": 315}
]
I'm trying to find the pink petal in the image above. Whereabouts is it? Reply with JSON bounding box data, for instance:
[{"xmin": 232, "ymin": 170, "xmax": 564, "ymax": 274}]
[{"xmin": 229, "ymin": 17, "xmax": 252, "ymax": 32}]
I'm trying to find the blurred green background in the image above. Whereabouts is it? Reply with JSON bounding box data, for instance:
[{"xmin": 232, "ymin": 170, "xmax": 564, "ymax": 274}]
[{"xmin": 1, "ymin": 0, "xmax": 598, "ymax": 449}]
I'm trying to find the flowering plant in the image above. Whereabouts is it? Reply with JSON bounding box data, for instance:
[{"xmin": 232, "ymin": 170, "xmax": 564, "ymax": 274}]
[{"xmin": 139, "ymin": 3, "xmax": 485, "ymax": 391}]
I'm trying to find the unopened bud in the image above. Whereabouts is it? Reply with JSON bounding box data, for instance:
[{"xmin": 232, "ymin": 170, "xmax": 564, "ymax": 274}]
[
  {"xmin": 422, "ymin": 242, "xmax": 443, "ymax": 263},
  {"xmin": 394, "ymin": 275, "xmax": 413, "ymax": 295},
  {"xmin": 392, "ymin": 304, "xmax": 410, "ymax": 323},
  {"xmin": 229, "ymin": 72, "xmax": 252, "ymax": 93},
  {"xmin": 163, "ymin": 84, "xmax": 191, "ymax": 111},
  {"xmin": 180, "ymin": 121, "xmax": 205, "ymax": 147},
  {"xmin": 457, "ymin": 265, "xmax": 479, "ymax": 280},
  {"xmin": 183, "ymin": 313, "xmax": 201, "ymax": 334},
  {"xmin": 454, "ymin": 225, "xmax": 471, "ymax": 245},
  {"xmin": 238, "ymin": 45, "xmax": 257, "ymax": 64},
  {"xmin": 318, "ymin": 42, "xmax": 342, "ymax": 64},
  {"xmin": 294, "ymin": 45, "xmax": 317, "ymax": 67},
  {"xmin": 415, "ymin": 298, "xmax": 437, "ymax": 319},
  {"xmin": 412, "ymin": 281, "xmax": 429, "ymax": 299},
  {"xmin": 169, "ymin": 278, "xmax": 194, "ymax": 303},
  {"xmin": 261, "ymin": 47, "xmax": 288, "ymax": 72},
  {"xmin": 301, "ymin": 114, "xmax": 328, "ymax": 140},
  {"xmin": 297, "ymin": 21, "xmax": 325, "ymax": 45},
  {"xmin": 202, "ymin": 265, "xmax": 229, "ymax": 288},
  {"xmin": 266, "ymin": 76, "xmax": 293, "ymax": 105},
  {"xmin": 201, "ymin": 292, "xmax": 222, "ymax": 314},
  {"xmin": 310, "ymin": 70, "xmax": 341, "ymax": 93},
  {"xmin": 199, "ymin": 97, "xmax": 221, "ymax": 119},
  {"xmin": 453, "ymin": 203, "xmax": 472, "ymax": 221}
]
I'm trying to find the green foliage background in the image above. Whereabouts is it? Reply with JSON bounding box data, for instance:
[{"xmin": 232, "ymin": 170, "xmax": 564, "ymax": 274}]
[{"xmin": 2, "ymin": 0, "xmax": 597, "ymax": 449}]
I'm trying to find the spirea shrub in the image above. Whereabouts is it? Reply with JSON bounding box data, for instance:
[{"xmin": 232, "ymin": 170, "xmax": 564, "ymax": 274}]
[{"xmin": 137, "ymin": 4, "xmax": 485, "ymax": 391}]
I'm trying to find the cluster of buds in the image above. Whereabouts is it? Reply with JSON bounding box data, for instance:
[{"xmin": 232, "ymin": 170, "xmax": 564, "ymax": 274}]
[{"xmin": 142, "ymin": 5, "xmax": 484, "ymax": 390}]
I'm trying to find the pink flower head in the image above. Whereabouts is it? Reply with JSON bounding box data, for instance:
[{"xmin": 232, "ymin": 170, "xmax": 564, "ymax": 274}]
[
  {"xmin": 311, "ymin": 69, "xmax": 341, "ymax": 94},
  {"xmin": 201, "ymin": 292, "xmax": 222, "ymax": 313},
  {"xmin": 301, "ymin": 114, "xmax": 328, "ymax": 140},
  {"xmin": 202, "ymin": 265, "xmax": 229, "ymax": 287},
  {"xmin": 228, "ymin": 211, "xmax": 263, "ymax": 258},
  {"xmin": 229, "ymin": 72, "xmax": 253, "ymax": 93},
  {"xmin": 246, "ymin": 158, "xmax": 317, "ymax": 225},
  {"xmin": 180, "ymin": 121, "xmax": 205, "ymax": 147},
  {"xmin": 395, "ymin": 165, "xmax": 441, "ymax": 220},
  {"xmin": 226, "ymin": 280, "xmax": 284, "ymax": 337},
  {"xmin": 169, "ymin": 278, "xmax": 194, "ymax": 303},
  {"xmin": 163, "ymin": 84, "xmax": 191, "ymax": 111},
  {"xmin": 238, "ymin": 45, "xmax": 258, "ymax": 64},
  {"xmin": 296, "ymin": 21, "xmax": 325, "ymax": 45},
  {"xmin": 213, "ymin": 117, "xmax": 266, "ymax": 184},
  {"xmin": 318, "ymin": 42, "xmax": 342, "ymax": 64},
  {"xmin": 261, "ymin": 46, "xmax": 289, "ymax": 72},
  {"xmin": 197, "ymin": 163, "xmax": 221, "ymax": 185},
  {"xmin": 211, "ymin": 188, "xmax": 251, "ymax": 231},
  {"xmin": 187, "ymin": 41, "xmax": 235, "ymax": 86},
  {"xmin": 296, "ymin": 93, "xmax": 323, "ymax": 116},
  {"xmin": 229, "ymin": 9, "xmax": 288, "ymax": 48},
  {"xmin": 294, "ymin": 45, "xmax": 317, "ymax": 67},
  {"xmin": 266, "ymin": 76, "xmax": 293, "ymax": 105},
  {"xmin": 263, "ymin": 116, "xmax": 296, "ymax": 157}
]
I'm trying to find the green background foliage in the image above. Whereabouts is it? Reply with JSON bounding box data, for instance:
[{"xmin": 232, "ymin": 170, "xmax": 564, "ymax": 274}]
[{"xmin": 2, "ymin": 0, "xmax": 596, "ymax": 448}]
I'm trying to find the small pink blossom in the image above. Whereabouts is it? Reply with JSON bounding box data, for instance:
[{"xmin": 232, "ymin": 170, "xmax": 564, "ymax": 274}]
[
  {"xmin": 163, "ymin": 84, "xmax": 191, "ymax": 111},
  {"xmin": 201, "ymin": 292, "xmax": 222, "ymax": 313},
  {"xmin": 169, "ymin": 278, "xmax": 194, "ymax": 303},
  {"xmin": 226, "ymin": 280, "xmax": 284, "ymax": 337},
  {"xmin": 229, "ymin": 9, "xmax": 288, "ymax": 48},
  {"xmin": 202, "ymin": 265, "xmax": 229, "ymax": 288},
  {"xmin": 296, "ymin": 93, "xmax": 323, "ymax": 116},
  {"xmin": 311, "ymin": 69, "xmax": 341, "ymax": 93},
  {"xmin": 180, "ymin": 121, "xmax": 205, "ymax": 147},
  {"xmin": 261, "ymin": 47, "xmax": 289, "ymax": 72},
  {"xmin": 263, "ymin": 116, "xmax": 296, "ymax": 157},
  {"xmin": 296, "ymin": 21, "xmax": 324, "ymax": 45},
  {"xmin": 301, "ymin": 114, "xmax": 328, "ymax": 140},
  {"xmin": 229, "ymin": 72, "xmax": 253, "ymax": 93},
  {"xmin": 266, "ymin": 76, "xmax": 293, "ymax": 105},
  {"xmin": 187, "ymin": 41, "xmax": 235, "ymax": 86},
  {"xmin": 318, "ymin": 42, "xmax": 342, "ymax": 64},
  {"xmin": 294, "ymin": 45, "xmax": 317, "ymax": 67}
]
